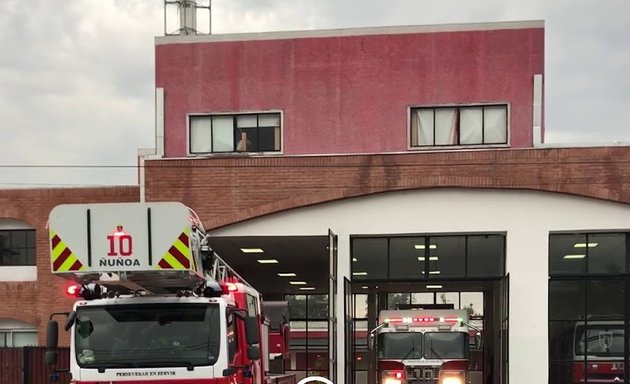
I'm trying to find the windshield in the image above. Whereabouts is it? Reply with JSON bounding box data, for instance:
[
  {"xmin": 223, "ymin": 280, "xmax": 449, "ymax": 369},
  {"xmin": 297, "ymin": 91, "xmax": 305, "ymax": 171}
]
[
  {"xmin": 378, "ymin": 332, "xmax": 467, "ymax": 360},
  {"xmin": 424, "ymin": 332, "xmax": 467, "ymax": 359},
  {"xmin": 575, "ymin": 325, "xmax": 624, "ymax": 358},
  {"xmin": 74, "ymin": 303, "xmax": 220, "ymax": 369},
  {"xmin": 378, "ymin": 333, "xmax": 423, "ymax": 359}
]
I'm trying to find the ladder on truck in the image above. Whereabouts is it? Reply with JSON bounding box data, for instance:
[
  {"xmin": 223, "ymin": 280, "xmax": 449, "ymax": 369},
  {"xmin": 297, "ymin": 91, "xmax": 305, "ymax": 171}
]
[{"xmin": 48, "ymin": 201, "xmax": 252, "ymax": 295}]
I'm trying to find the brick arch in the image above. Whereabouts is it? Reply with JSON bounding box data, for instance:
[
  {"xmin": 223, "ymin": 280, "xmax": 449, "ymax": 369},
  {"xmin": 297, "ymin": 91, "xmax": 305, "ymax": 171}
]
[
  {"xmin": 206, "ymin": 184, "xmax": 628, "ymax": 229},
  {"xmin": 145, "ymin": 146, "xmax": 630, "ymax": 230},
  {"xmin": 0, "ymin": 314, "xmax": 39, "ymax": 329},
  {"xmin": 0, "ymin": 217, "xmax": 36, "ymax": 229}
]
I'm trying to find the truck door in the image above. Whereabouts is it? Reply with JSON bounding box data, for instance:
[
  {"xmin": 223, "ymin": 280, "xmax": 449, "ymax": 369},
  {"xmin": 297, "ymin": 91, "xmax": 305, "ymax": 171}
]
[{"xmin": 328, "ymin": 229, "xmax": 338, "ymax": 382}]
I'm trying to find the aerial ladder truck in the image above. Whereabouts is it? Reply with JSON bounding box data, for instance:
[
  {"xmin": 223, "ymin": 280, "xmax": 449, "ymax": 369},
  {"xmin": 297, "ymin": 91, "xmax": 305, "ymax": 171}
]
[{"xmin": 45, "ymin": 201, "xmax": 296, "ymax": 384}]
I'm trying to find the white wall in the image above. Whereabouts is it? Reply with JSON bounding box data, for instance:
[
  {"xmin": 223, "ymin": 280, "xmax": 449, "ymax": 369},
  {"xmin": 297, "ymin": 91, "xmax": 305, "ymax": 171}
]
[{"xmin": 211, "ymin": 188, "xmax": 630, "ymax": 384}]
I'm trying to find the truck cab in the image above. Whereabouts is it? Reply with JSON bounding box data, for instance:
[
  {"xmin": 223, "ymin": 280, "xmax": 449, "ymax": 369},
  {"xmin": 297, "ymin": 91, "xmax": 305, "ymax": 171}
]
[
  {"xmin": 44, "ymin": 202, "xmax": 295, "ymax": 384},
  {"xmin": 370, "ymin": 309, "xmax": 473, "ymax": 384}
]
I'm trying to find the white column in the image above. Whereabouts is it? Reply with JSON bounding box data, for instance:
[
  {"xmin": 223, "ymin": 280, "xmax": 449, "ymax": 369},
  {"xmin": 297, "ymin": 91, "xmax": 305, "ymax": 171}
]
[{"xmin": 507, "ymin": 228, "xmax": 548, "ymax": 384}]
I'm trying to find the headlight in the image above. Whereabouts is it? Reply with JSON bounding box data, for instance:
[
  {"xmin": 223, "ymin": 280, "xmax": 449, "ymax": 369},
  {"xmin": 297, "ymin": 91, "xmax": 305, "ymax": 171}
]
[
  {"xmin": 383, "ymin": 379, "xmax": 402, "ymax": 384},
  {"xmin": 440, "ymin": 374, "xmax": 464, "ymax": 384}
]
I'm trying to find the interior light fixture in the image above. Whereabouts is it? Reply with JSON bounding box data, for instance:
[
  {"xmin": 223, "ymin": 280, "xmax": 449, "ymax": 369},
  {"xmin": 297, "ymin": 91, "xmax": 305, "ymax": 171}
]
[
  {"xmin": 352, "ymin": 272, "xmax": 368, "ymax": 276},
  {"xmin": 277, "ymin": 273, "xmax": 297, "ymax": 277},
  {"xmin": 299, "ymin": 287, "xmax": 315, "ymax": 291},
  {"xmin": 574, "ymin": 243, "xmax": 598, "ymax": 248},
  {"xmin": 414, "ymin": 244, "xmax": 438, "ymax": 250},
  {"xmin": 289, "ymin": 281, "xmax": 307, "ymax": 285},
  {"xmin": 257, "ymin": 259, "xmax": 279, "ymax": 264},
  {"xmin": 241, "ymin": 248, "xmax": 264, "ymax": 253},
  {"xmin": 352, "ymin": 258, "xmax": 358, "ymax": 262},
  {"xmin": 563, "ymin": 254, "xmax": 586, "ymax": 259},
  {"xmin": 362, "ymin": 286, "xmax": 368, "ymax": 289},
  {"xmin": 426, "ymin": 284, "xmax": 443, "ymax": 289},
  {"xmin": 429, "ymin": 271, "xmax": 441, "ymax": 275},
  {"xmin": 418, "ymin": 256, "xmax": 439, "ymax": 261}
]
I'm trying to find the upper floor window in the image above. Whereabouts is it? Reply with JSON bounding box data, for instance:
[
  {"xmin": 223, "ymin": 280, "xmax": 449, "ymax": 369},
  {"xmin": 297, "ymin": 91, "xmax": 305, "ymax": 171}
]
[
  {"xmin": 189, "ymin": 112, "xmax": 281, "ymax": 154},
  {"xmin": 0, "ymin": 229, "xmax": 36, "ymax": 266},
  {"xmin": 410, "ymin": 105, "xmax": 508, "ymax": 147}
]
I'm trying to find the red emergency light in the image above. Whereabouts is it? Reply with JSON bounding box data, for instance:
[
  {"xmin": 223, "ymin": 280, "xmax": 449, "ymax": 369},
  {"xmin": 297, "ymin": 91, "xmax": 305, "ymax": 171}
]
[
  {"xmin": 65, "ymin": 282, "xmax": 81, "ymax": 298},
  {"xmin": 220, "ymin": 282, "xmax": 238, "ymax": 294},
  {"xmin": 385, "ymin": 316, "xmax": 463, "ymax": 324}
]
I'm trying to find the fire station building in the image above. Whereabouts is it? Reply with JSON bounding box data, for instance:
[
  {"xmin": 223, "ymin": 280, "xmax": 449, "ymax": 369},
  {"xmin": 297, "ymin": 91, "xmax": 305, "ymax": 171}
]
[{"xmin": 2, "ymin": 20, "xmax": 630, "ymax": 384}]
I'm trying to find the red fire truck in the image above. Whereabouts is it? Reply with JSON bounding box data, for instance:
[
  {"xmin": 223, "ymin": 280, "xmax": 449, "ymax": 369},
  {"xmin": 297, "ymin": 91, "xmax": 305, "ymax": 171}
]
[
  {"xmin": 44, "ymin": 202, "xmax": 296, "ymax": 384},
  {"xmin": 370, "ymin": 309, "xmax": 475, "ymax": 384},
  {"xmin": 570, "ymin": 320, "xmax": 625, "ymax": 383}
]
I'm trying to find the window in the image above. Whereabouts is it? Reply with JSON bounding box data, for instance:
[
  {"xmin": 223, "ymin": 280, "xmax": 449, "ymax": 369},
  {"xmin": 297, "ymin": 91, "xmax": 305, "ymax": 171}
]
[
  {"xmin": 548, "ymin": 232, "xmax": 629, "ymax": 383},
  {"xmin": 410, "ymin": 105, "xmax": 507, "ymax": 147},
  {"xmin": 189, "ymin": 112, "xmax": 281, "ymax": 154},
  {"xmin": 285, "ymin": 294, "xmax": 330, "ymax": 378},
  {"xmin": 352, "ymin": 234, "xmax": 505, "ymax": 281},
  {"xmin": 226, "ymin": 313, "xmax": 237, "ymax": 362},
  {"xmin": 0, "ymin": 229, "xmax": 36, "ymax": 266},
  {"xmin": 0, "ymin": 330, "xmax": 38, "ymax": 347}
]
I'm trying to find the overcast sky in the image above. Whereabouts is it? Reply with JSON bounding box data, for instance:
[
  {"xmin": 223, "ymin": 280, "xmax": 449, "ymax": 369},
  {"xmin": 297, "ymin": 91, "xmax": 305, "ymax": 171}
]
[{"xmin": 0, "ymin": 0, "xmax": 629, "ymax": 188}]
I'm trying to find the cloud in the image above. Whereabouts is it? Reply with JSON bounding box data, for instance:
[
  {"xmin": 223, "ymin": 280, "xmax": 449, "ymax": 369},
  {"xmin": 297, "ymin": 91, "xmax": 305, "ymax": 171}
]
[{"xmin": 0, "ymin": 0, "xmax": 629, "ymax": 187}]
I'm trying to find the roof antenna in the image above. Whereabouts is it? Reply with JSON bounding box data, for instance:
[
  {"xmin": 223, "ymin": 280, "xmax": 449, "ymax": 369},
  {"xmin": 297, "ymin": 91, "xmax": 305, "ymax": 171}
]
[{"xmin": 164, "ymin": 0, "xmax": 211, "ymax": 36}]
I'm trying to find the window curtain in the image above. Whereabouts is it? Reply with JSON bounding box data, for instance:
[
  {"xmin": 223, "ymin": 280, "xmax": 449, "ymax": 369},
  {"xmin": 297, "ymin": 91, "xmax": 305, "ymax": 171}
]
[
  {"xmin": 484, "ymin": 106, "xmax": 508, "ymax": 144},
  {"xmin": 189, "ymin": 116, "xmax": 212, "ymax": 153},
  {"xmin": 435, "ymin": 108, "xmax": 458, "ymax": 145},
  {"xmin": 414, "ymin": 109, "xmax": 435, "ymax": 145},
  {"xmin": 460, "ymin": 107, "xmax": 483, "ymax": 144}
]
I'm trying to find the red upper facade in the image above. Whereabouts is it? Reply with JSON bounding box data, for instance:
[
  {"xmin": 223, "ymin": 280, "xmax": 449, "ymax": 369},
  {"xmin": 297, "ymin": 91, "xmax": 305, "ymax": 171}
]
[{"xmin": 155, "ymin": 21, "xmax": 544, "ymax": 158}]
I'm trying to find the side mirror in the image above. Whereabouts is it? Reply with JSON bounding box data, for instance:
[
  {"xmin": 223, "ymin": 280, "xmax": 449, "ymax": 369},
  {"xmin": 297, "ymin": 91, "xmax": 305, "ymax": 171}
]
[
  {"xmin": 47, "ymin": 320, "xmax": 59, "ymax": 349},
  {"xmin": 245, "ymin": 317, "xmax": 260, "ymax": 345},
  {"xmin": 247, "ymin": 345, "xmax": 261, "ymax": 361},
  {"xmin": 64, "ymin": 311, "xmax": 76, "ymax": 332},
  {"xmin": 475, "ymin": 332, "xmax": 482, "ymax": 349},
  {"xmin": 45, "ymin": 350, "xmax": 58, "ymax": 365},
  {"xmin": 368, "ymin": 333, "xmax": 375, "ymax": 350}
]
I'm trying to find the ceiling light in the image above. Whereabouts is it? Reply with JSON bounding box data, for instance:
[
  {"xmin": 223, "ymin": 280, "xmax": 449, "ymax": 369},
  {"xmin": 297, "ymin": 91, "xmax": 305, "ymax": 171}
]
[
  {"xmin": 563, "ymin": 254, "xmax": 586, "ymax": 259},
  {"xmin": 277, "ymin": 273, "xmax": 297, "ymax": 277},
  {"xmin": 352, "ymin": 258, "xmax": 358, "ymax": 262},
  {"xmin": 241, "ymin": 248, "xmax": 264, "ymax": 253},
  {"xmin": 299, "ymin": 287, "xmax": 315, "ymax": 291},
  {"xmin": 257, "ymin": 259, "xmax": 278, "ymax": 264},
  {"xmin": 414, "ymin": 244, "xmax": 437, "ymax": 250},
  {"xmin": 429, "ymin": 270, "xmax": 441, "ymax": 275},
  {"xmin": 289, "ymin": 281, "xmax": 307, "ymax": 285},
  {"xmin": 362, "ymin": 286, "xmax": 368, "ymax": 289},
  {"xmin": 418, "ymin": 256, "xmax": 439, "ymax": 261},
  {"xmin": 574, "ymin": 243, "xmax": 598, "ymax": 248},
  {"xmin": 426, "ymin": 284, "xmax": 443, "ymax": 289},
  {"xmin": 352, "ymin": 272, "xmax": 368, "ymax": 276}
]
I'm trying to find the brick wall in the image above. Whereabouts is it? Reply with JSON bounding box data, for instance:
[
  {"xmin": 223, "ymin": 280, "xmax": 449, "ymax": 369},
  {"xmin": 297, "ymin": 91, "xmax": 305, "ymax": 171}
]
[
  {"xmin": 144, "ymin": 146, "xmax": 630, "ymax": 229},
  {"xmin": 0, "ymin": 186, "xmax": 139, "ymax": 345},
  {"xmin": 3, "ymin": 146, "xmax": 630, "ymax": 346}
]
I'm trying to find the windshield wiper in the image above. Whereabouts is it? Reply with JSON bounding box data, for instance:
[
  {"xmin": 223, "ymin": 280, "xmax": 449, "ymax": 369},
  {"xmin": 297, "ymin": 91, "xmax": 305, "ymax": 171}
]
[
  {"xmin": 136, "ymin": 361, "xmax": 196, "ymax": 371},
  {"xmin": 428, "ymin": 339, "xmax": 442, "ymax": 359},
  {"xmin": 89, "ymin": 362, "xmax": 139, "ymax": 373}
]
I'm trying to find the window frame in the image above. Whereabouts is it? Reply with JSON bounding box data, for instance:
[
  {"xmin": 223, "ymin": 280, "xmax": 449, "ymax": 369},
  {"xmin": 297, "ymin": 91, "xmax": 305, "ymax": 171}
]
[
  {"xmin": 0, "ymin": 229, "xmax": 36, "ymax": 267},
  {"xmin": 548, "ymin": 232, "xmax": 630, "ymax": 383},
  {"xmin": 407, "ymin": 103, "xmax": 510, "ymax": 150},
  {"xmin": 187, "ymin": 110, "xmax": 284, "ymax": 156}
]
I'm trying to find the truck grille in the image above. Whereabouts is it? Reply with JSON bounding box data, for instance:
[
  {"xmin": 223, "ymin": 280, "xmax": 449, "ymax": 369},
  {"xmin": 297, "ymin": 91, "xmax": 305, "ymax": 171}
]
[{"xmin": 406, "ymin": 366, "xmax": 440, "ymax": 383}]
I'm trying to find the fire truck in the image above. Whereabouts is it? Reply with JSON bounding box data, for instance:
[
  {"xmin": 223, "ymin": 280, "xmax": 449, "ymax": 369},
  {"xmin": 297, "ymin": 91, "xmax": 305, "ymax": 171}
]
[
  {"xmin": 370, "ymin": 308, "xmax": 476, "ymax": 384},
  {"xmin": 44, "ymin": 201, "xmax": 296, "ymax": 384},
  {"xmin": 570, "ymin": 320, "xmax": 625, "ymax": 383}
]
